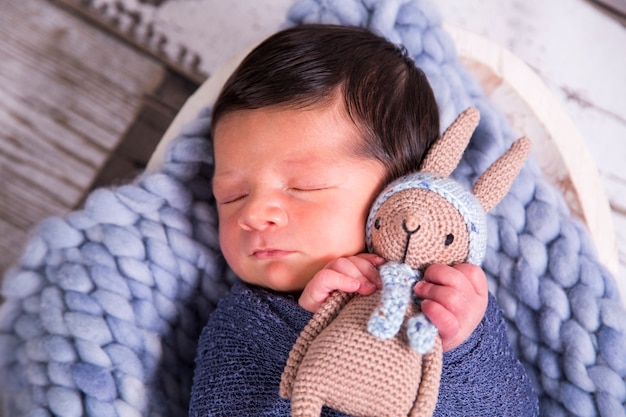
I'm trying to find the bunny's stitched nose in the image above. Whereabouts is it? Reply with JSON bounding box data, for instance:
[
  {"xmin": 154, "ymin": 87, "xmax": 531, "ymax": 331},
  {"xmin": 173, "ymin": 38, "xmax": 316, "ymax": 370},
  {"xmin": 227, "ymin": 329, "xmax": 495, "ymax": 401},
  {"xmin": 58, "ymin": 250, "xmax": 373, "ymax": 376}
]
[
  {"xmin": 402, "ymin": 217, "xmax": 421, "ymax": 234},
  {"xmin": 401, "ymin": 218, "xmax": 420, "ymax": 264}
]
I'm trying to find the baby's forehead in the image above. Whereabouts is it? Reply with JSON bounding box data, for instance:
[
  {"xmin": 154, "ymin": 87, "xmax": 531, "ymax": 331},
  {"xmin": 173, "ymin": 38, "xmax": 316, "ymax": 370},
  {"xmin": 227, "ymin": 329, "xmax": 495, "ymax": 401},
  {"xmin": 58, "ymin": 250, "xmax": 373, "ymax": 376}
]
[
  {"xmin": 211, "ymin": 102, "xmax": 381, "ymax": 172},
  {"xmin": 213, "ymin": 99, "xmax": 362, "ymax": 147}
]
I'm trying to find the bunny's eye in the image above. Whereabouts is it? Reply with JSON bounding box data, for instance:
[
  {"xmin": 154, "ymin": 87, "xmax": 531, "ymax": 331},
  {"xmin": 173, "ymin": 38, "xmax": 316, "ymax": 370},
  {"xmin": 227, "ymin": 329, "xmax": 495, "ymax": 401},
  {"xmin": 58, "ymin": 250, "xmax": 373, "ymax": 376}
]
[
  {"xmin": 374, "ymin": 217, "xmax": 382, "ymax": 230},
  {"xmin": 445, "ymin": 233, "xmax": 454, "ymax": 246}
]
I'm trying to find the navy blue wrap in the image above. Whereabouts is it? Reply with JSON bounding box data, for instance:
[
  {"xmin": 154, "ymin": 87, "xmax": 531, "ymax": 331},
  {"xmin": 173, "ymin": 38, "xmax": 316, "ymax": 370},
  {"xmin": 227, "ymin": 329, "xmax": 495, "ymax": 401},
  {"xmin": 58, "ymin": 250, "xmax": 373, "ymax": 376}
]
[{"xmin": 189, "ymin": 281, "xmax": 539, "ymax": 416}]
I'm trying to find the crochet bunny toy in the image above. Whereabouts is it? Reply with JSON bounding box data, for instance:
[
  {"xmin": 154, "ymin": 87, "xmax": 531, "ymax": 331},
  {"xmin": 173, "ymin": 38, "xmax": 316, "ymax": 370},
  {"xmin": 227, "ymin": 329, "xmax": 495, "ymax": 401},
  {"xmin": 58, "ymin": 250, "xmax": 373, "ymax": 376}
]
[{"xmin": 280, "ymin": 107, "xmax": 531, "ymax": 417}]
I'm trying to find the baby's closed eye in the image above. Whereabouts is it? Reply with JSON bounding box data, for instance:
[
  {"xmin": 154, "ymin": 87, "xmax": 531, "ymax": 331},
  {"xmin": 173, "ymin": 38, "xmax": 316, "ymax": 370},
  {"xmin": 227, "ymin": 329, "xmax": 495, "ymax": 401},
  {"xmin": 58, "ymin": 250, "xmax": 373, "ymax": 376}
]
[
  {"xmin": 212, "ymin": 180, "xmax": 248, "ymax": 204},
  {"xmin": 216, "ymin": 193, "xmax": 248, "ymax": 205},
  {"xmin": 289, "ymin": 185, "xmax": 331, "ymax": 192},
  {"xmin": 286, "ymin": 182, "xmax": 337, "ymax": 196}
]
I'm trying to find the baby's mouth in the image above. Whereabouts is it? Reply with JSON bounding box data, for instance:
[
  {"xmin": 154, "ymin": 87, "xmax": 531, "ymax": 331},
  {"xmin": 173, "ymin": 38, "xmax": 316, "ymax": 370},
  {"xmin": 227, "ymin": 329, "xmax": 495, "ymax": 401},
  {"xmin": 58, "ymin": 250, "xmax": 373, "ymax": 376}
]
[{"xmin": 252, "ymin": 249, "xmax": 294, "ymax": 260}]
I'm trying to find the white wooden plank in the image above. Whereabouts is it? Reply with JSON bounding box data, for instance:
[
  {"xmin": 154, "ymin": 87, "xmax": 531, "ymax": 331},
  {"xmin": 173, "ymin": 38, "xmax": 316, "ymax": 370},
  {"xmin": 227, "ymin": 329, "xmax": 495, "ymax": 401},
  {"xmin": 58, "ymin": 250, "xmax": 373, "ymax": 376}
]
[
  {"xmin": 437, "ymin": 0, "xmax": 626, "ymax": 288},
  {"xmin": 0, "ymin": 0, "xmax": 166, "ymax": 274}
]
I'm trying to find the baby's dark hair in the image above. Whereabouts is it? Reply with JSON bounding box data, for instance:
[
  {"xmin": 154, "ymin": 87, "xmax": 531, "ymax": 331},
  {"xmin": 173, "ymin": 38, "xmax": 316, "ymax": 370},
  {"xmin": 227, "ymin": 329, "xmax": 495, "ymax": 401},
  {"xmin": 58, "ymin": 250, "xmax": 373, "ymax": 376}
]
[{"xmin": 212, "ymin": 24, "xmax": 440, "ymax": 182}]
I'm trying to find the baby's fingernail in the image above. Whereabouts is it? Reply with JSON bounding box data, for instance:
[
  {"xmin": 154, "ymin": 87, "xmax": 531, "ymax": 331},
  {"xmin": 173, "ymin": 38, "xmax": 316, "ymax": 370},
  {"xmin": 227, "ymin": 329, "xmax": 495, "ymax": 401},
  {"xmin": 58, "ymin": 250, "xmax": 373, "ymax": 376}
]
[
  {"xmin": 370, "ymin": 257, "xmax": 385, "ymax": 267},
  {"xmin": 363, "ymin": 281, "xmax": 376, "ymax": 290}
]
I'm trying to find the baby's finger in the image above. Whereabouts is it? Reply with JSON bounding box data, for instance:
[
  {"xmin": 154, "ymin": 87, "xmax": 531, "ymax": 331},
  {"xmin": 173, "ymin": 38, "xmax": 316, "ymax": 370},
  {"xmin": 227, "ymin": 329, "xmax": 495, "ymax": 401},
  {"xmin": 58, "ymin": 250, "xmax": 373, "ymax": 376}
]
[
  {"xmin": 420, "ymin": 299, "xmax": 460, "ymax": 351},
  {"xmin": 298, "ymin": 269, "xmax": 360, "ymax": 312},
  {"xmin": 355, "ymin": 252, "xmax": 387, "ymax": 267},
  {"xmin": 347, "ymin": 254, "xmax": 384, "ymax": 286},
  {"xmin": 414, "ymin": 281, "xmax": 463, "ymax": 314},
  {"xmin": 422, "ymin": 264, "xmax": 477, "ymax": 294},
  {"xmin": 452, "ymin": 263, "xmax": 488, "ymax": 296},
  {"xmin": 422, "ymin": 264, "xmax": 462, "ymax": 286},
  {"xmin": 326, "ymin": 256, "xmax": 381, "ymax": 288}
]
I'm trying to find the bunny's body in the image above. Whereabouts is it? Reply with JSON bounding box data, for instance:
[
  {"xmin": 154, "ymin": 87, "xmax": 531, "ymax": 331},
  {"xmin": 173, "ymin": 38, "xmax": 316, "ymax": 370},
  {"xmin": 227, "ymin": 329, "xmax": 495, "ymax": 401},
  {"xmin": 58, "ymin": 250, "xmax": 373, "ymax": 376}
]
[
  {"xmin": 284, "ymin": 290, "xmax": 441, "ymax": 417},
  {"xmin": 280, "ymin": 107, "xmax": 531, "ymax": 417}
]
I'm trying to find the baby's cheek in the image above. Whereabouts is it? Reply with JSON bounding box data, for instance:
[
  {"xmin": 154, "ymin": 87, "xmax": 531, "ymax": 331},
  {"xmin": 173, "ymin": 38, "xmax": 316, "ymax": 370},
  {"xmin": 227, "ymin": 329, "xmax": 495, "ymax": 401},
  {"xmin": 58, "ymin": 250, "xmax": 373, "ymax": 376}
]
[{"xmin": 218, "ymin": 226, "xmax": 240, "ymax": 266}]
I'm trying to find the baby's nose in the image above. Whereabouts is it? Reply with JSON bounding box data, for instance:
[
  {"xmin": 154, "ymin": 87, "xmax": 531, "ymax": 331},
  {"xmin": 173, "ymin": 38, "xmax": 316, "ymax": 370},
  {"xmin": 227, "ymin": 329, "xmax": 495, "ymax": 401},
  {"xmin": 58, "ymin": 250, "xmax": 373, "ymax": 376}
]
[{"xmin": 238, "ymin": 193, "xmax": 288, "ymax": 231}]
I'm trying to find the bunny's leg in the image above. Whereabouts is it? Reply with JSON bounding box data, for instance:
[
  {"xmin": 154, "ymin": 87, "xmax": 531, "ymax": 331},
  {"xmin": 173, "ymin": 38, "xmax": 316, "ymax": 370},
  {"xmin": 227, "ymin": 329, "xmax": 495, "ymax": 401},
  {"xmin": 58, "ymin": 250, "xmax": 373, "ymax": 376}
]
[
  {"xmin": 290, "ymin": 387, "xmax": 325, "ymax": 417},
  {"xmin": 410, "ymin": 337, "xmax": 443, "ymax": 417}
]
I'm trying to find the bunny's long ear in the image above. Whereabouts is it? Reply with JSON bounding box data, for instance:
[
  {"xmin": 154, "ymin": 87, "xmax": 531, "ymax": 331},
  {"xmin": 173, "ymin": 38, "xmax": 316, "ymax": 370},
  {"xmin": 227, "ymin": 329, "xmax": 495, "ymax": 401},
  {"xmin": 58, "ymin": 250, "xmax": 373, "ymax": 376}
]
[
  {"xmin": 473, "ymin": 136, "xmax": 531, "ymax": 212},
  {"xmin": 420, "ymin": 106, "xmax": 480, "ymax": 177}
]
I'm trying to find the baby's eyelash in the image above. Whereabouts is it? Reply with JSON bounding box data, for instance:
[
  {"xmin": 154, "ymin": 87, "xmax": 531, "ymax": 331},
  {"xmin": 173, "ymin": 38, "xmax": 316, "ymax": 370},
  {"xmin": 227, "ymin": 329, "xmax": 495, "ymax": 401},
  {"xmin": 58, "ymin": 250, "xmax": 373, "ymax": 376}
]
[
  {"xmin": 290, "ymin": 187, "xmax": 327, "ymax": 192},
  {"xmin": 216, "ymin": 193, "xmax": 248, "ymax": 204}
]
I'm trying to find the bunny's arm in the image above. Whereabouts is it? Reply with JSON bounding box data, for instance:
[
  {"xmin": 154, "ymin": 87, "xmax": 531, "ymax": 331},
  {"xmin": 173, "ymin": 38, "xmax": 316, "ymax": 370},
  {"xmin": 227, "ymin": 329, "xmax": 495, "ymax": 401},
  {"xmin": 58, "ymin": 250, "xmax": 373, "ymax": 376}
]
[{"xmin": 279, "ymin": 290, "xmax": 355, "ymax": 398}]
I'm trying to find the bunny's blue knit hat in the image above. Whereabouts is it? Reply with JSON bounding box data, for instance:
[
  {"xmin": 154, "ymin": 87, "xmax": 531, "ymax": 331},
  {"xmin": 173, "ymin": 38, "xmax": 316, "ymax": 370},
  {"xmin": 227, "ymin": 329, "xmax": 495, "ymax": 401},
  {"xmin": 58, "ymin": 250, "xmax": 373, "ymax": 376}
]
[{"xmin": 366, "ymin": 172, "xmax": 488, "ymax": 266}]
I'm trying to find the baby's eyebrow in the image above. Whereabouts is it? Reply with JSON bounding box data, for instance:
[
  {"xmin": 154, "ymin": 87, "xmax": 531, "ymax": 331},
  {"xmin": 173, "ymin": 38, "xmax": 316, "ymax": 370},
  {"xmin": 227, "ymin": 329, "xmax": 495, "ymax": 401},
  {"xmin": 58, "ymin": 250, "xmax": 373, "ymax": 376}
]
[
  {"xmin": 282, "ymin": 156, "xmax": 325, "ymax": 166},
  {"xmin": 282, "ymin": 153, "xmax": 347, "ymax": 169},
  {"xmin": 211, "ymin": 172, "xmax": 240, "ymax": 187},
  {"xmin": 212, "ymin": 164, "xmax": 243, "ymax": 178},
  {"xmin": 211, "ymin": 174, "xmax": 227, "ymax": 184}
]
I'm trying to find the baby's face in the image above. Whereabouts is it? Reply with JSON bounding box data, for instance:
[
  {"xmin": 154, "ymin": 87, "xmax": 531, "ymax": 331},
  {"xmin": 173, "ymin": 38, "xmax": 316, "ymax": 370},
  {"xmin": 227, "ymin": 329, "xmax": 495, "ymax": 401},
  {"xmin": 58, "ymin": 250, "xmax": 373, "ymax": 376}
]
[{"xmin": 212, "ymin": 101, "xmax": 386, "ymax": 292}]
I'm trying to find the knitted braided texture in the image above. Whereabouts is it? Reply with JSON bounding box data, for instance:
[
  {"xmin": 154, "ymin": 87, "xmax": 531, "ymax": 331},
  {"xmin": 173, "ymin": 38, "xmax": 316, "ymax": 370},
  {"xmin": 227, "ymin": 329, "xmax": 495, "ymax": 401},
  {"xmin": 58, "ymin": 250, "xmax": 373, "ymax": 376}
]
[
  {"xmin": 0, "ymin": 107, "xmax": 235, "ymax": 416},
  {"xmin": 287, "ymin": 1, "xmax": 626, "ymax": 416}
]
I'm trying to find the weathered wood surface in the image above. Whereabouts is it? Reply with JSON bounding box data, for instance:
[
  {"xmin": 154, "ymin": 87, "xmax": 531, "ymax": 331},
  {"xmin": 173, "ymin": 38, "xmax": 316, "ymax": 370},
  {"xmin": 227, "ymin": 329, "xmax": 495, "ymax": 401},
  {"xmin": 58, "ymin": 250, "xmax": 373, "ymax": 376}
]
[{"xmin": 0, "ymin": 0, "xmax": 165, "ymax": 274}]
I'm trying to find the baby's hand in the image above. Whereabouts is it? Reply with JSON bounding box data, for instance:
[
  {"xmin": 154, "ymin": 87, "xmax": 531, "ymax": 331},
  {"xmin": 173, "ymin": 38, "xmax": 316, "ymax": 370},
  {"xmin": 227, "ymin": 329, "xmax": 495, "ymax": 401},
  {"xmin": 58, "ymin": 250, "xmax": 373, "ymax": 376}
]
[
  {"xmin": 299, "ymin": 253, "xmax": 385, "ymax": 313},
  {"xmin": 413, "ymin": 263, "xmax": 488, "ymax": 352}
]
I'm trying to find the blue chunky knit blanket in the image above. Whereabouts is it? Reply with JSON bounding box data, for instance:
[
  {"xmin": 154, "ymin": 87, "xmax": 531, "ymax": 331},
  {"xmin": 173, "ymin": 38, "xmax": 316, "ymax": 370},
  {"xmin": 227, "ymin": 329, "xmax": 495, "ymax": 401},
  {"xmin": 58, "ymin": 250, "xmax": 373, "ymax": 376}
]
[{"xmin": 1, "ymin": 0, "xmax": 625, "ymax": 416}]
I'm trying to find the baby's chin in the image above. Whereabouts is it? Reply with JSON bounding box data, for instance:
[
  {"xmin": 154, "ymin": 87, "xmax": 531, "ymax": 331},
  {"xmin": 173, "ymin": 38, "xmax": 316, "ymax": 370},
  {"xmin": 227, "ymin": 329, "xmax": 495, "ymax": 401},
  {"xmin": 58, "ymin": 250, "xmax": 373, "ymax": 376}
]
[{"xmin": 239, "ymin": 261, "xmax": 319, "ymax": 293}]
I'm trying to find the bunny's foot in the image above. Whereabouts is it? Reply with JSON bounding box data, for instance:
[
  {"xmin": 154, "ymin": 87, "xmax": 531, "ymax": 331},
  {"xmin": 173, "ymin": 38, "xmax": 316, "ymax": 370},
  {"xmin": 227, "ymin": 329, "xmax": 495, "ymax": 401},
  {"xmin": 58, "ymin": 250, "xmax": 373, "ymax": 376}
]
[{"xmin": 407, "ymin": 313, "xmax": 438, "ymax": 354}]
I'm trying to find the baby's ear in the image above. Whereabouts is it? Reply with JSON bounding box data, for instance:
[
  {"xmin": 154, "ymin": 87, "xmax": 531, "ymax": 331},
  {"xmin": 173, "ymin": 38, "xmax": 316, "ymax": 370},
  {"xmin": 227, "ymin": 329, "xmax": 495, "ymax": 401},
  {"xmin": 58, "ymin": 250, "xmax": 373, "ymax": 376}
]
[
  {"xmin": 420, "ymin": 107, "xmax": 480, "ymax": 177},
  {"xmin": 473, "ymin": 137, "xmax": 531, "ymax": 212}
]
